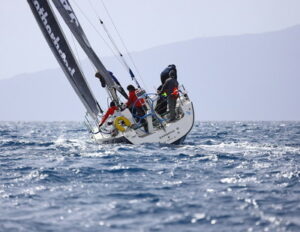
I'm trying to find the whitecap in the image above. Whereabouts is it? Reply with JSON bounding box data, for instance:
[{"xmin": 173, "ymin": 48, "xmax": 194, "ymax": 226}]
[{"xmin": 191, "ymin": 213, "xmax": 206, "ymax": 223}]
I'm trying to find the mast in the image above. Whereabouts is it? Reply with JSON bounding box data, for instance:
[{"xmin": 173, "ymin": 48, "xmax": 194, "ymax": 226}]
[
  {"xmin": 52, "ymin": 0, "xmax": 122, "ymax": 104},
  {"xmin": 27, "ymin": 0, "xmax": 102, "ymax": 120}
]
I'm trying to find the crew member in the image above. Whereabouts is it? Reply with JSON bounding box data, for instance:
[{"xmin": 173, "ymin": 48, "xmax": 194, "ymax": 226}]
[
  {"xmin": 99, "ymin": 101, "xmax": 118, "ymax": 127},
  {"xmin": 156, "ymin": 65, "xmax": 177, "ymax": 116},
  {"xmin": 126, "ymin": 85, "xmax": 148, "ymax": 132},
  {"xmin": 126, "ymin": 85, "xmax": 145, "ymax": 115},
  {"xmin": 160, "ymin": 70, "xmax": 179, "ymax": 122},
  {"xmin": 95, "ymin": 71, "xmax": 128, "ymax": 99}
]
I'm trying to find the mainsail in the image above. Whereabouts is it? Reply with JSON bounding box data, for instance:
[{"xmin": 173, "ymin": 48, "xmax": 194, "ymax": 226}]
[
  {"xmin": 27, "ymin": 0, "xmax": 101, "ymax": 120},
  {"xmin": 52, "ymin": 0, "xmax": 124, "ymax": 102}
]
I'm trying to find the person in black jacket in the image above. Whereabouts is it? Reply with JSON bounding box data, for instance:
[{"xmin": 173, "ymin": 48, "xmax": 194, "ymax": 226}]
[
  {"xmin": 155, "ymin": 65, "xmax": 177, "ymax": 116},
  {"xmin": 160, "ymin": 70, "xmax": 179, "ymax": 122}
]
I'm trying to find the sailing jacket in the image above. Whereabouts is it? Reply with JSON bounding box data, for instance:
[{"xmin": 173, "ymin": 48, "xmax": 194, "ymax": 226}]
[
  {"xmin": 126, "ymin": 90, "xmax": 145, "ymax": 108},
  {"xmin": 100, "ymin": 106, "xmax": 118, "ymax": 125}
]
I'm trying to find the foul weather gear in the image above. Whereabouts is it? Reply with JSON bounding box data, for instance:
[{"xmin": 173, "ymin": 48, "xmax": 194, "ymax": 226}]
[{"xmin": 99, "ymin": 105, "xmax": 118, "ymax": 127}]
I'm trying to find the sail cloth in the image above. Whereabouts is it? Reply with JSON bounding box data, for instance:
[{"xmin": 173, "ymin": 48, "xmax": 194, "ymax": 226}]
[
  {"xmin": 52, "ymin": 0, "xmax": 123, "ymax": 102},
  {"xmin": 27, "ymin": 0, "xmax": 101, "ymax": 120}
]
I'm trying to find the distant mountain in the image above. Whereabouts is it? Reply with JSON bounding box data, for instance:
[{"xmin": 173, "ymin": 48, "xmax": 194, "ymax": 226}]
[{"xmin": 1, "ymin": 26, "xmax": 300, "ymax": 121}]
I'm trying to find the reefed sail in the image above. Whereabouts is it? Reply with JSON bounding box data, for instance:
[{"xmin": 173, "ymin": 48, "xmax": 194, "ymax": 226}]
[{"xmin": 27, "ymin": 0, "xmax": 101, "ymax": 120}]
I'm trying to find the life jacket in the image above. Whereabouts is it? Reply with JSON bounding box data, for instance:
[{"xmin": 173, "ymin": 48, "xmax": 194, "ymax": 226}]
[
  {"xmin": 171, "ymin": 87, "xmax": 179, "ymax": 98},
  {"xmin": 126, "ymin": 90, "xmax": 145, "ymax": 108}
]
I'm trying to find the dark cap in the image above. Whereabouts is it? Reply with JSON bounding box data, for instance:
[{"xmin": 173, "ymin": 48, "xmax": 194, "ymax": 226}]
[
  {"xmin": 127, "ymin": 85, "xmax": 135, "ymax": 91},
  {"xmin": 110, "ymin": 101, "xmax": 116, "ymax": 107}
]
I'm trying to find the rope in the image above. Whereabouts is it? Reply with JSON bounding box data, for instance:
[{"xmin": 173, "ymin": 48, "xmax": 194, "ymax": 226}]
[
  {"xmin": 87, "ymin": 0, "xmax": 140, "ymax": 88},
  {"xmin": 99, "ymin": 19, "xmax": 141, "ymax": 88},
  {"xmin": 72, "ymin": 0, "xmax": 125, "ymax": 69},
  {"xmin": 87, "ymin": 0, "xmax": 99, "ymax": 19},
  {"xmin": 73, "ymin": 0, "xmax": 132, "ymax": 106},
  {"xmin": 99, "ymin": 0, "xmax": 148, "ymax": 90}
]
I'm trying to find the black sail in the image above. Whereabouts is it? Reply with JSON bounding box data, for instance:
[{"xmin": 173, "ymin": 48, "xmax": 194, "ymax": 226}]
[
  {"xmin": 52, "ymin": 0, "xmax": 122, "ymax": 102},
  {"xmin": 27, "ymin": 0, "xmax": 101, "ymax": 120}
]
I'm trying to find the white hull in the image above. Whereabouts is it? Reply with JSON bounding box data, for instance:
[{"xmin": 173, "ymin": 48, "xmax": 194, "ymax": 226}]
[{"xmin": 91, "ymin": 95, "xmax": 194, "ymax": 145}]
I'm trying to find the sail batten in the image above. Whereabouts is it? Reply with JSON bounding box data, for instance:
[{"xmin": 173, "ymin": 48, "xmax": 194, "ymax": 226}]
[{"xmin": 27, "ymin": 0, "xmax": 101, "ymax": 120}]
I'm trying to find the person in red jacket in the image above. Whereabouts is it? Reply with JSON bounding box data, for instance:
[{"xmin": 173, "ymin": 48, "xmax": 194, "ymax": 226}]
[
  {"xmin": 126, "ymin": 85, "xmax": 148, "ymax": 132},
  {"xmin": 126, "ymin": 85, "xmax": 144, "ymax": 108},
  {"xmin": 99, "ymin": 101, "xmax": 118, "ymax": 127}
]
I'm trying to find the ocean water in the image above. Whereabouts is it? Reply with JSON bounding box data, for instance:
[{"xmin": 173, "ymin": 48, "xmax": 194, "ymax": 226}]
[{"xmin": 0, "ymin": 121, "xmax": 299, "ymax": 232}]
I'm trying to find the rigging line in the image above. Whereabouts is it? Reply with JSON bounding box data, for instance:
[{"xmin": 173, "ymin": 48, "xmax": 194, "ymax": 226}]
[
  {"xmin": 99, "ymin": 0, "xmax": 148, "ymax": 90},
  {"xmin": 99, "ymin": 19, "xmax": 141, "ymax": 88},
  {"xmin": 72, "ymin": 2, "xmax": 121, "ymax": 106},
  {"xmin": 71, "ymin": 0, "xmax": 125, "ymax": 70},
  {"xmin": 99, "ymin": 19, "xmax": 134, "ymax": 76},
  {"xmin": 87, "ymin": 0, "xmax": 136, "ymax": 83},
  {"xmin": 86, "ymin": 0, "xmax": 135, "ymax": 100},
  {"xmin": 87, "ymin": 0, "xmax": 99, "ymax": 19}
]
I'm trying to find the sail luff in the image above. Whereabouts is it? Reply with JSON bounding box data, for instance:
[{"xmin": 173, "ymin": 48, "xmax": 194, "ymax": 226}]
[
  {"xmin": 52, "ymin": 0, "xmax": 120, "ymax": 103},
  {"xmin": 27, "ymin": 0, "xmax": 101, "ymax": 120}
]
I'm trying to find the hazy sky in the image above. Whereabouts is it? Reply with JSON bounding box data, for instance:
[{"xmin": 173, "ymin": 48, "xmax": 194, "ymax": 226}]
[{"xmin": 1, "ymin": 0, "xmax": 300, "ymax": 80}]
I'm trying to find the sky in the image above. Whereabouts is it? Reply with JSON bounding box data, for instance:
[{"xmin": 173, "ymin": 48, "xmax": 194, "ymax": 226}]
[{"xmin": 1, "ymin": 0, "xmax": 300, "ymax": 80}]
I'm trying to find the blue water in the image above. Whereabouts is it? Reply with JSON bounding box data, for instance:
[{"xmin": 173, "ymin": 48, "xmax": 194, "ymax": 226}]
[{"xmin": 0, "ymin": 121, "xmax": 299, "ymax": 232}]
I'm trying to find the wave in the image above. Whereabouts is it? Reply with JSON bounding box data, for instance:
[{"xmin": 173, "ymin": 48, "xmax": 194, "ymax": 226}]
[{"xmin": 0, "ymin": 139, "xmax": 54, "ymax": 148}]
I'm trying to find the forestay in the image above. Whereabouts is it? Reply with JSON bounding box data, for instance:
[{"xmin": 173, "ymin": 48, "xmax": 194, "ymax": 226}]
[{"xmin": 27, "ymin": 0, "xmax": 101, "ymax": 120}]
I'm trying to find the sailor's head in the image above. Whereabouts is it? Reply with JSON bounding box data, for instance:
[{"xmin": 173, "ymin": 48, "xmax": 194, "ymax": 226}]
[
  {"xmin": 127, "ymin": 85, "xmax": 135, "ymax": 92},
  {"xmin": 169, "ymin": 70, "xmax": 176, "ymax": 78},
  {"xmin": 110, "ymin": 101, "xmax": 116, "ymax": 107}
]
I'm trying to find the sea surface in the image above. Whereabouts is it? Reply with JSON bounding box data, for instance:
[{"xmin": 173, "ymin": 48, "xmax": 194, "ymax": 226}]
[{"xmin": 0, "ymin": 121, "xmax": 299, "ymax": 232}]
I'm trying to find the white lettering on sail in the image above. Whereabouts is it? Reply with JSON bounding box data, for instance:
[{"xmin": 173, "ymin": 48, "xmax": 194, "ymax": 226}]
[
  {"xmin": 33, "ymin": 0, "xmax": 75, "ymax": 77},
  {"xmin": 59, "ymin": 0, "xmax": 79, "ymax": 27}
]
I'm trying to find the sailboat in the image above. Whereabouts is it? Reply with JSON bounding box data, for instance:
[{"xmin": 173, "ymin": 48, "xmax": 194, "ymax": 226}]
[{"xmin": 27, "ymin": 0, "xmax": 194, "ymax": 144}]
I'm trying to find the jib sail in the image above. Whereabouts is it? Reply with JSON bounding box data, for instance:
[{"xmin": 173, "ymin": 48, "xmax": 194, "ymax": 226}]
[
  {"xmin": 27, "ymin": 0, "xmax": 101, "ymax": 120},
  {"xmin": 52, "ymin": 0, "xmax": 121, "ymax": 102}
]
